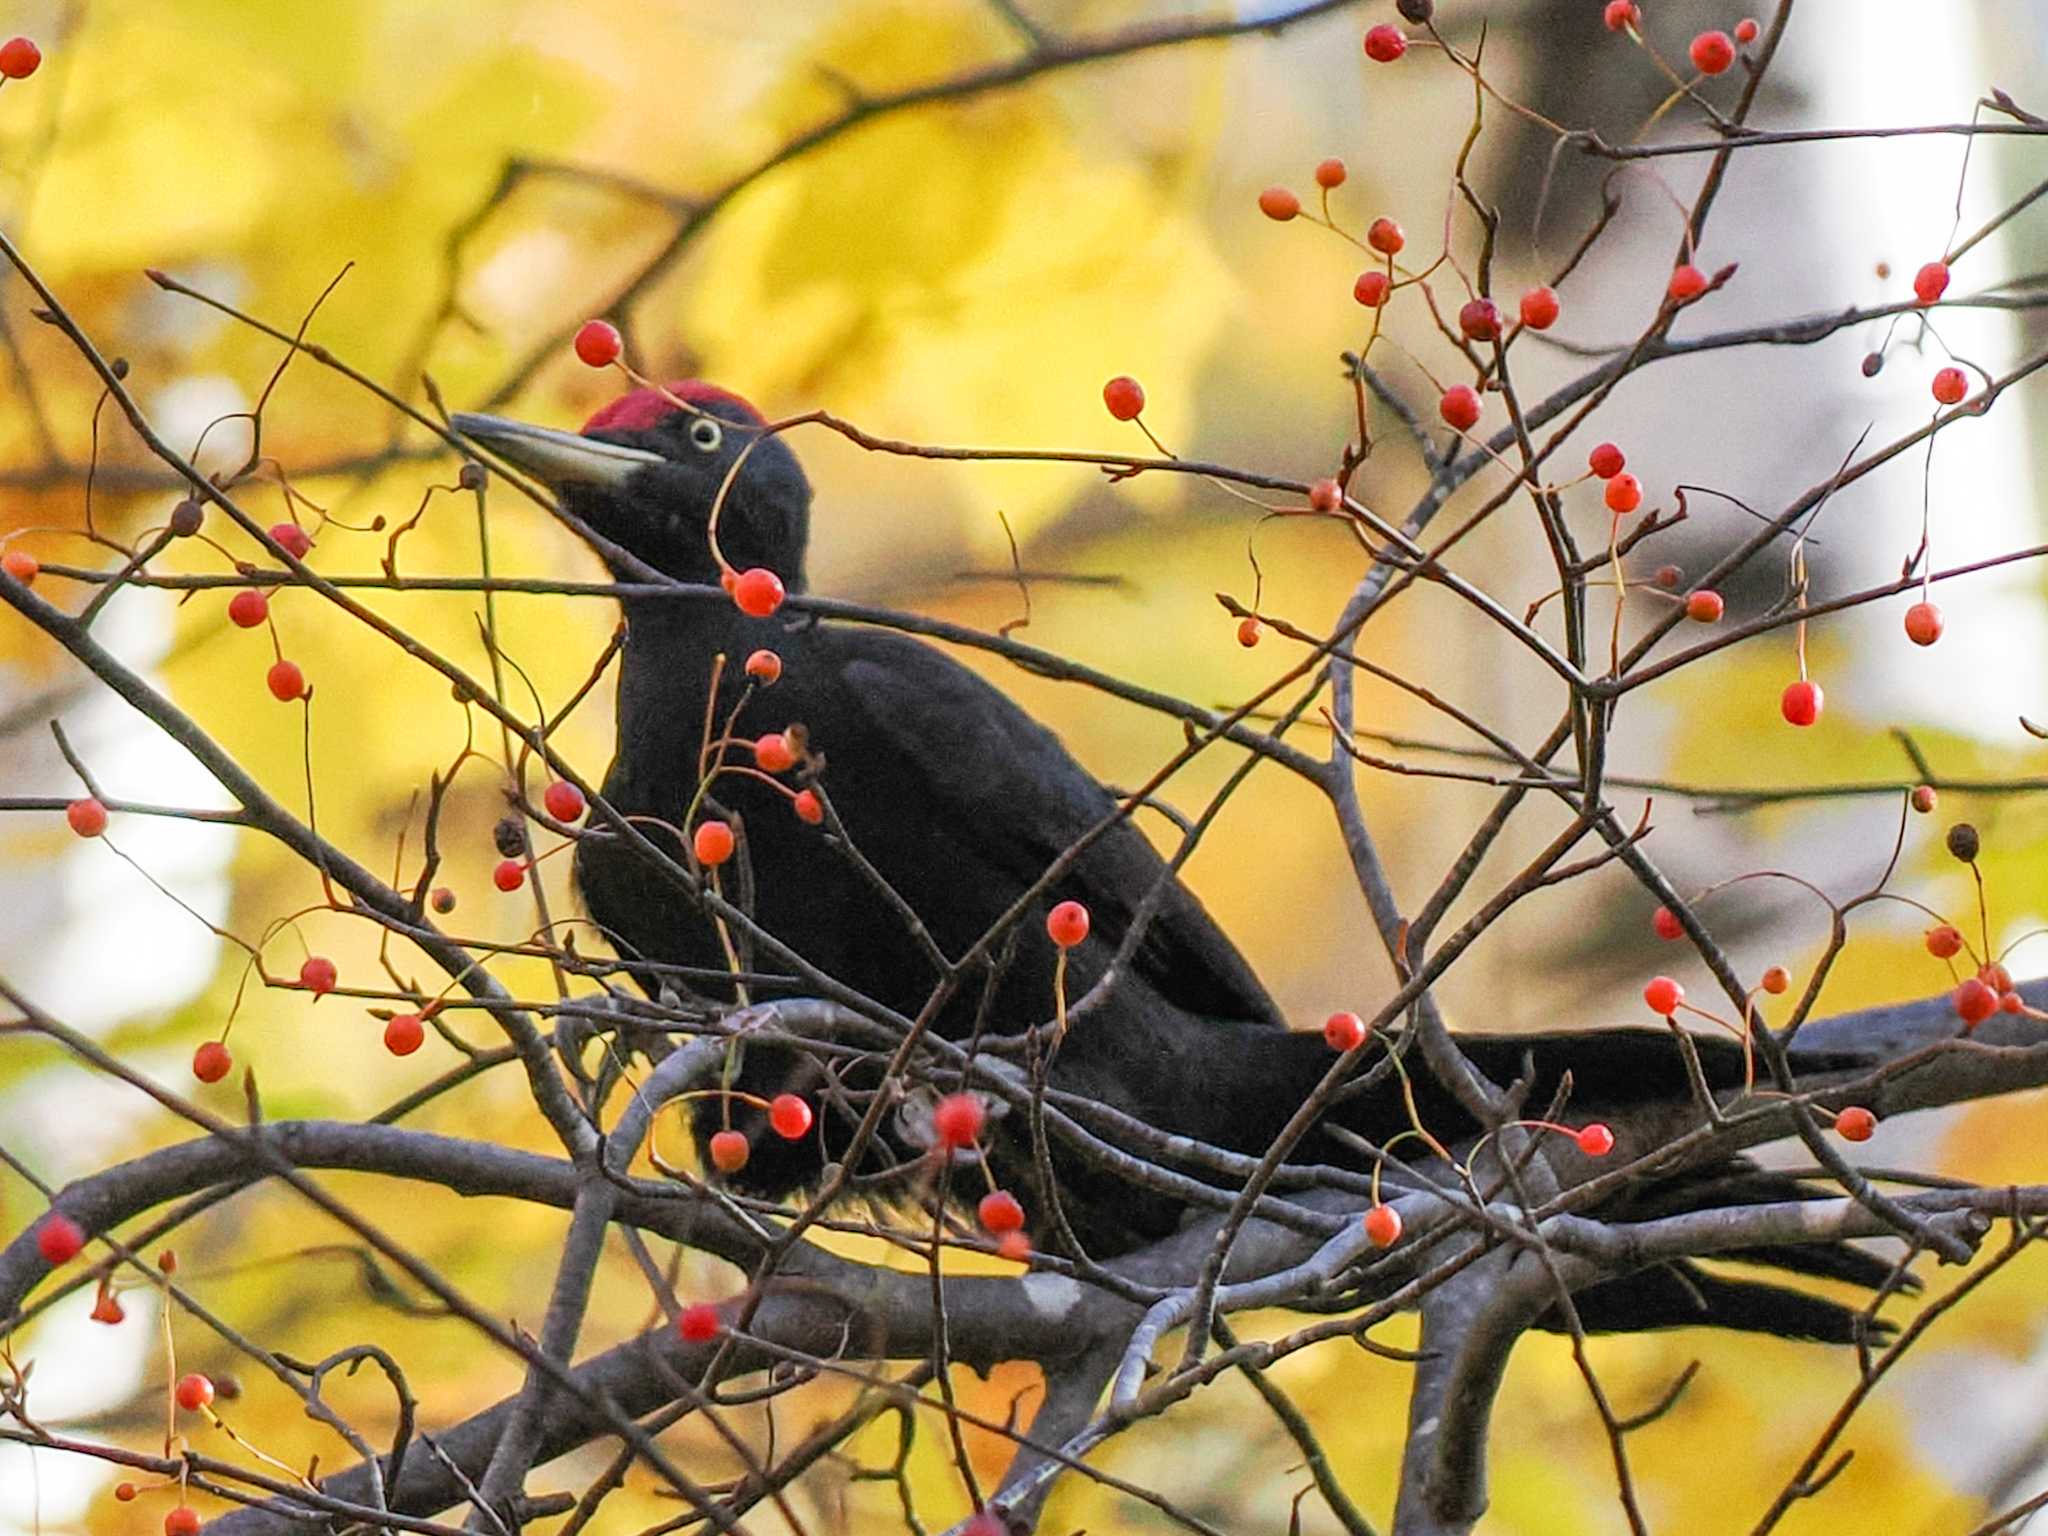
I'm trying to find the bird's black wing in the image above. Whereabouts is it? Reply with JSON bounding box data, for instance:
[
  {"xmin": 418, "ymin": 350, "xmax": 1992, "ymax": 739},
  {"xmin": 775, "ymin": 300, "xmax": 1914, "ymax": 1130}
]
[{"xmin": 832, "ymin": 629, "xmax": 1287, "ymax": 1027}]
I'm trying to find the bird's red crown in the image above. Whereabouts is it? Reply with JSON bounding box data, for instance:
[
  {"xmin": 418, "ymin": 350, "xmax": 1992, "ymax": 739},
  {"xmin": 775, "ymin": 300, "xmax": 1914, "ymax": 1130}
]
[{"xmin": 582, "ymin": 381, "xmax": 763, "ymax": 435}]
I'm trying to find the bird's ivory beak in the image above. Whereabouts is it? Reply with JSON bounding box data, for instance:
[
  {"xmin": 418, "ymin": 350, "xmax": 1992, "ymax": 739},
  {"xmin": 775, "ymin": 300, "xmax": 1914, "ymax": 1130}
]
[{"xmin": 451, "ymin": 412, "xmax": 666, "ymax": 491}]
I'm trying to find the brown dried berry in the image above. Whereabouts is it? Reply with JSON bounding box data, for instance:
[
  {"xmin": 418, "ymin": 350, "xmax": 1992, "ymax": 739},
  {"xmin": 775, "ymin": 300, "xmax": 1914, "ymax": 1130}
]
[
  {"xmin": 458, "ymin": 461, "xmax": 487, "ymax": 492},
  {"xmin": 1396, "ymin": 0, "xmax": 1434, "ymax": 20},
  {"xmin": 168, "ymin": 498, "xmax": 204, "ymax": 537},
  {"xmin": 493, "ymin": 816, "xmax": 527, "ymax": 858},
  {"xmin": 1945, "ymin": 822, "xmax": 1980, "ymax": 862}
]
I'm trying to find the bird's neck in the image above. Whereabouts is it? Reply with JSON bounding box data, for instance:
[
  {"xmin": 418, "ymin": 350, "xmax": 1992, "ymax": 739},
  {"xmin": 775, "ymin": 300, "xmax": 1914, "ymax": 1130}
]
[{"xmin": 611, "ymin": 597, "xmax": 737, "ymax": 786}]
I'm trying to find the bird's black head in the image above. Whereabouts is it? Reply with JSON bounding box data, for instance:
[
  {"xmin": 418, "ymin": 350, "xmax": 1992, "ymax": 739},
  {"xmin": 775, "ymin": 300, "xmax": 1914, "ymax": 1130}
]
[{"xmin": 453, "ymin": 382, "xmax": 812, "ymax": 590}]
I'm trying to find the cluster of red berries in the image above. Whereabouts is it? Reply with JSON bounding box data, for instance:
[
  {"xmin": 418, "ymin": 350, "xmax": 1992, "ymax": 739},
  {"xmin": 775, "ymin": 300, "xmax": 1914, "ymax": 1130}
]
[
  {"xmin": 1599, "ymin": 11, "xmax": 1755, "ymax": 72},
  {"xmin": 1584, "ymin": 441, "xmax": 1651, "ymax": 518},
  {"xmin": 707, "ymin": 1091, "xmax": 816, "ymax": 1174}
]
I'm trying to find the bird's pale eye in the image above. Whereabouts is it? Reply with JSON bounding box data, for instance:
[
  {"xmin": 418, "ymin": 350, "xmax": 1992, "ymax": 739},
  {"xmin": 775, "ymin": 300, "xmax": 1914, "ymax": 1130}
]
[{"xmin": 688, "ymin": 417, "xmax": 723, "ymax": 453}]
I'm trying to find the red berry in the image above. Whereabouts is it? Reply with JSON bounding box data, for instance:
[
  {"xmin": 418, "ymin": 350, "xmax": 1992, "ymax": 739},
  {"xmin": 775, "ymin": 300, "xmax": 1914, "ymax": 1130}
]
[
  {"xmin": 1734, "ymin": 17, "xmax": 1760, "ymax": 43},
  {"xmin": 1363, "ymin": 1203, "xmax": 1402, "ymax": 1247},
  {"xmin": 1980, "ymin": 960, "xmax": 2014, "ymax": 994},
  {"xmin": 66, "ymin": 797, "xmax": 108, "ymax": 837},
  {"xmin": 1953, "ymin": 977, "xmax": 1998, "ymax": 1027},
  {"xmin": 1685, "ymin": 590, "xmax": 1724, "ymax": 623},
  {"xmin": 384, "ymin": 1013, "xmax": 425, "ymax": 1055},
  {"xmin": 36, "ymin": 1212, "xmax": 84, "ymax": 1265},
  {"xmin": 269, "ymin": 522, "xmax": 312, "ymax": 559},
  {"xmin": 978, "ymin": 1190, "xmax": 1026, "ymax": 1234},
  {"xmin": 2002, "ymin": 991, "xmax": 2025, "ymax": 1015},
  {"xmin": 2, "ymin": 549, "xmax": 38, "ymax": 584},
  {"xmin": 1761, "ymin": 965, "xmax": 1791, "ymax": 995},
  {"xmin": 754, "ymin": 732, "xmax": 798, "ymax": 773},
  {"xmin": 720, "ymin": 570, "xmax": 738, "ymax": 596},
  {"xmin": 1308, "ymin": 478, "xmax": 1342, "ymax": 512},
  {"xmin": 1438, "ymin": 385, "xmax": 1481, "ymax": 431},
  {"xmin": 1314, "ymin": 157, "xmax": 1347, "ymax": 189},
  {"xmin": 1257, "ymin": 186, "xmax": 1301, "ymax": 222},
  {"xmin": 768, "ymin": 1093, "xmax": 813, "ymax": 1140},
  {"xmin": 1352, "ymin": 269, "xmax": 1391, "ymax": 308},
  {"xmin": 677, "ymin": 1302, "xmax": 721, "ymax": 1342},
  {"xmin": 1518, "ymin": 286, "xmax": 1560, "ymax": 330},
  {"xmin": 1643, "ymin": 975, "xmax": 1684, "ymax": 1016},
  {"xmin": 91, "ymin": 1289, "xmax": 125, "ymax": 1324},
  {"xmin": 744, "ymin": 649, "xmax": 783, "ymax": 684},
  {"xmin": 1575, "ymin": 1123, "xmax": 1615, "ymax": 1157},
  {"xmin": 1903, "ymin": 600, "xmax": 1943, "ymax": 646},
  {"xmin": 492, "ymin": 858, "xmax": 525, "ymax": 892},
  {"xmin": 192, "ymin": 1040, "xmax": 232, "ymax": 1083},
  {"xmin": 1236, "ymin": 617, "xmax": 1262, "ymax": 648},
  {"xmin": 1047, "ymin": 899, "xmax": 1090, "ymax": 948},
  {"xmin": 1653, "ymin": 564, "xmax": 1682, "ymax": 589},
  {"xmin": 1102, "ymin": 375, "xmax": 1146, "ymax": 421},
  {"xmin": 709, "ymin": 1128, "xmax": 749, "ymax": 1173},
  {"xmin": 1323, "ymin": 1010, "xmax": 1367, "ymax": 1052},
  {"xmin": 1668, "ymin": 264, "xmax": 1709, "ymax": 303},
  {"xmin": 694, "ymin": 820, "xmax": 736, "ymax": 867},
  {"xmin": 1911, "ymin": 784, "xmax": 1938, "ymax": 814},
  {"xmin": 1913, "ymin": 261, "xmax": 1950, "ymax": 305},
  {"xmin": 431, "ymin": 886, "xmax": 457, "ymax": 913},
  {"xmin": 1780, "ymin": 679, "xmax": 1822, "ymax": 727},
  {"xmin": 995, "ymin": 1231, "xmax": 1031, "ymax": 1262},
  {"xmin": 732, "ymin": 567, "xmax": 785, "ymax": 618},
  {"xmin": 573, "ymin": 319, "xmax": 622, "ymax": 368},
  {"xmin": 1689, "ymin": 30, "xmax": 1735, "ymax": 74},
  {"xmin": 1602, "ymin": 1, "xmax": 1640, "ymax": 30},
  {"xmin": 543, "ymin": 779, "xmax": 586, "ymax": 822},
  {"xmin": 0, "ymin": 36, "xmax": 42, "ymax": 78},
  {"xmin": 1587, "ymin": 442, "xmax": 1625, "ymax": 479},
  {"xmin": 266, "ymin": 659, "xmax": 305, "ymax": 702},
  {"xmin": 1834, "ymin": 1106, "xmax": 1876, "ymax": 1142},
  {"xmin": 1651, "ymin": 906, "xmax": 1684, "ymax": 941},
  {"xmin": 175, "ymin": 1372, "xmax": 215, "ymax": 1412},
  {"xmin": 299, "ymin": 955, "xmax": 337, "ymax": 994},
  {"xmin": 1604, "ymin": 473, "xmax": 1643, "ymax": 514},
  {"xmin": 1931, "ymin": 367, "xmax": 1967, "ymax": 406},
  {"xmin": 1366, "ymin": 217, "xmax": 1405, "ymax": 256},
  {"xmin": 932, "ymin": 1092, "xmax": 985, "ymax": 1149},
  {"xmin": 1458, "ymin": 298, "xmax": 1502, "ymax": 343},
  {"xmin": 227, "ymin": 588, "xmax": 269, "ymax": 628},
  {"xmin": 792, "ymin": 789, "xmax": 824, "ymax": 825},
  {"xmin": 1362, "ymin": 24, "xmax": 1407, "ymax": 62},
  {"xmin": 165, "ymin": 1508, "xmax": 203, "ymax": 1536}
]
